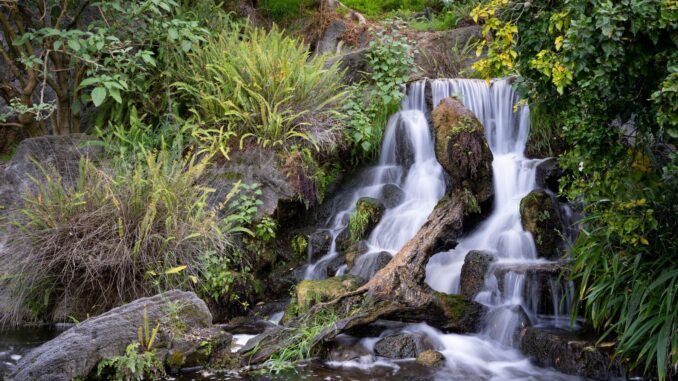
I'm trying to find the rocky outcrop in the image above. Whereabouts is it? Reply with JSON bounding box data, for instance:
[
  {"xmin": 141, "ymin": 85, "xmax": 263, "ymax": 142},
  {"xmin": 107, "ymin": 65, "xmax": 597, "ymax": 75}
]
[
  {"xmin": 519, "ymin": 327, "xmax": 624, "ymax": 380},
  {"xmin": 413, "ymin": 26, "xmax": 483, "ymax": 78},
  {"xmin": 382, "ymin": 183, "xmax": 405, "ymax": 208},
  {"xmin": 459, "ymin": 250, "xmax": 496, "ymax": 300},
  {"xmin": 315, "ymin": 19, "xmax": 347, "ymax": 55},
  {"xmin": 416, "ymin": 350, "xmax": 445, "ymax": 367},
  {"xmin": 374, "ymin": 332, "xmax": 434, "ymax": 359},
  {"xmin": 308, "ymin": 230, "xmax": 333, "ymax": 261},
  {"xmin": 324, "ymin": 47, "xmax": 370, "ymax": 84},
  {"xmin": 12, "ymin": 291, "xmax": 231, "ymax": 381},
  {"xmin": 202, "ymin": 147, "xmax": 300, "ymax": 222},
  {"xmin": 520, "ymin": 190, "xmax": 563, "ymax": 259},
  {"xmin": 535, "ymin": 158, "xmax": 563, "ymax": 194},
  {"xmin": 432, "ymin": 97, "xmax": 493, "ymax": 203}
]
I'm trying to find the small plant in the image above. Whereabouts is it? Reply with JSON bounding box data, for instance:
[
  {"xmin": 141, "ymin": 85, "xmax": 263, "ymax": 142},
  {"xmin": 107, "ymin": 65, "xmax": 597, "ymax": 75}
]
[
  {"xmin": 96, "ymin": 343, "xmax": 163, "ymax": 381},
  {"xmin": 291, "ymin": 235, "xmax": 309, "ymax": 258},
  {"xmin": 263, "ymin": 309, "xmax": 339, "ymax": 373},
  {"xmin": 348, "ymin": 199, "xmax": 383, "ymax": 242},
  {"xmin": 255, "ymin": 217, "xmax": 278, "ymax": 243}
]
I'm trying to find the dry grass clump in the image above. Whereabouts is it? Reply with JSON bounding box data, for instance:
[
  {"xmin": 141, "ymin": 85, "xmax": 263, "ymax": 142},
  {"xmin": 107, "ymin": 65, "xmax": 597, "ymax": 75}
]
[{"xmin": 0, "ymin": 151, "xmax": 237, "ymax": 324}]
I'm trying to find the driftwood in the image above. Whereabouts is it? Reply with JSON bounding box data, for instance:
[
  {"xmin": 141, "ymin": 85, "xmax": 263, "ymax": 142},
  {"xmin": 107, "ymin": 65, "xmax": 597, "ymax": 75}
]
[{"xmin": 241, "ymin": 193, "xmax": 486, "ymax": 365}]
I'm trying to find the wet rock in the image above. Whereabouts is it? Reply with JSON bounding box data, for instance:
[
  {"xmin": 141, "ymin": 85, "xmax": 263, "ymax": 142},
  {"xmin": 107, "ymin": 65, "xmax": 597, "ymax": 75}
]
[
  {"xmin": 13, "ymin": 290, "xmax": 228, "ymax": 381},
  {"xmin": 323, "ymin": 337, "xmax": 371, "ymax": 362},
  {"xmin": 315, "ymin": 19, "xmax": 347, "ymax": 55},
  {"xmin": 345, "ymin": 240, "xmax": 369, "ymax": 269},
  {"xmin": 395, "ymin": 118, "xmax": 416, "ymax": 167},
  {"xmin": 308, "ymin": 230, "xmax": 333, "ymax": 261},
  {"xmin": 535, "ymin": 158, "xmax": 562, "ymax": 193},
  {"xmin": 294, "ymin": 276, "xmax": 362, "ymax": 312},
  {"xmin": 460, "ymin": 250, "xmax": 496, "ymax": 300},
  {"xmin": 349, "ymin": 197, "xmax": 385, "ymax": 241},
  {"xmin": 519, "ymin": 327, "xmax": 624, "ymax": 380},
  {"xmin": 349, "ymin": 251, "xmax": 392, "ymax": 281},
  {"xmin": 494, "ymin": 261, "xmax": 570, "ymax": 316},
  {"xmin": 432, "ymin": 97, "xmax": 493, "ymax": 203},
  {"xmin": 222, "ymin": 316, "xmax": 277, "ymax": 335},
  {"xmin": 374, "ymin": 332, "xmax": 434, "ymax": 359},
  {"xmin": 519, "ymin": 190, "xmax": 563, "ymax": 259},
  {"xmin": 382, "ymin": 184, "xmax": 405, "ymax": 208},
  {"xmin": 416, "ymin": 350, "xmax": 445, "ymax": 367}
]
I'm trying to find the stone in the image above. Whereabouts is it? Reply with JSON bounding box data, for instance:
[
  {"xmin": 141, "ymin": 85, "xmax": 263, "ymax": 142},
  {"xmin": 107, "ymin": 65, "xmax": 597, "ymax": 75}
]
[
  {"xmin": 323, "ymin": 337, "xmax": 371, "ymax": 362},
  {"xmin": 295, "ymin": 276, "xmax": 361, "ymax": 309},
  {"xmin": 222, "ymin": 315, "xmax": 277, "ymax": 335},
  {"xmin": 395, "ymin": 117, "xmax": 416, "ymax": 167},
  {"xmin": 459, "ymin": 250, "xmax": 496, "ymax": 300},
  {"xmin": 535, "ymin": 158, "xmax": 562, "ymax": 193},
  {"xmin": 413, "ymin": 26, "xmax": 483, "ymax": 78},
  {"xmin": 415, "ymin": 350, "xmax": 445, "ymax": 367},
  {"xmin": 381, "ymin": 183, "xmax": 405, "ymax": 208},
  {"xmin": 324, "ymin": 47, "xmax": 370, "ymax": 84},
  {"xmin": 349, "ymin": 251, "xmax": 392, "ymax": 281},
  {"xmin": 520, "ymin": 190, "xmax": 563, "ymax": 259},
  {"xmin": 519, "ymin": 327, "xmax": 624, "ymax": 380},
  {"xmin": 493, "ymin": 261, "xmax": 569, "ymax": 316},
  {"xmin": 432, "ymin": 97, "xmax": 493, "ymax": 203},
  {"xmin": 201, "ymin": 147, "xmax": 301, "ymax": 222},
  {"xmin": 349, "ymin": 197, "xmax": 385, "ymax": 241},
  {"xmin": 345, "ymin": 240, "xmax": 369, "ymax": 269},
  {"xmin": 315, "ymin": 20, "xmax": 347, "ymax": 55},
  {"xmin": 374, "ymin": 333, "xmax": 434, "ymax": 359},
  {"xmin": 12, "ymin": 291, "xmax": 230, "ymax": 381},
  {"xmin": 308, "ymin": 230, "xmax": 333, "ymax": 261}
]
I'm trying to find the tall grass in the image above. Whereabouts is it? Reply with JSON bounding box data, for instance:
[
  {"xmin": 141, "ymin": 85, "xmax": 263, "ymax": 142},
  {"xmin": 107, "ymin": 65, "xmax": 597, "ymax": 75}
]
[
  {"xmin": 0, "ymin": 149, "xmax": 243, "ymax": 324},
  {"xmin": 175, "ymin": 26, "xmax": 347, "ymax": 151}
]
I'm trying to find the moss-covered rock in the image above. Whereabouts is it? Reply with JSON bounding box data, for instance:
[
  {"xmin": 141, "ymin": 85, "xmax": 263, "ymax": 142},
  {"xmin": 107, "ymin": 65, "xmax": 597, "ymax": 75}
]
[
  {"xmin": 432, "ymin": 97, "xmax": 493, "ymax": 203},
  {"xmin": 348, "ymin": 197, "xmax": 384, "ymax": 242},
  {"xmin": 283, "ymin": 276, "xmax": 362, "ymax": 323},
  {"xmin": 520, "ymin": 190, "xmax": 562, "ymax": 259}
]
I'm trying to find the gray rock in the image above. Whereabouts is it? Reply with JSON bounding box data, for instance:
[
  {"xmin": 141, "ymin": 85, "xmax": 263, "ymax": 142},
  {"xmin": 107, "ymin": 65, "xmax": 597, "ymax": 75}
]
[
  {"xmin": 349, "ymin": 251, "xmax": 392, "ymax": 281},
  {"xmin": 315, "ymin": 20, "xmax": 347, "ymax": 55},
  {"xmin": 494, "ymin": 261, "xmax": 570, "ymax": 316},
  {"xmin": 202, "ymin": 147, "xmax": 299, "ymax": 221},
  {"xmin": 13, "ymin": 290, "xmax": 229, "ymax": 381},
  {"xmin": 395, "ymin": 117, "xmax": 416, "ymax": 167},
  {"xmin": 324, "ymin": 48, "xmax": 370, "ymax": 84},
  {"xmin": 308, "ymin": 230, "xmax": 333, "ymax": 261},
  {"xmin": 323, "ymin": 336, "xmax": 371, "ymax": 362},
  {"xmin": 374, "ymin": 332, "xmax": 434, "ymax": 359},
  {"xmin": 459, "ymin": 250, "xmax": 496, "ymax": 300},
  {"xmin": 519, "ymin": 327, "xmax": 624, "ymax": 380},
  {"xmin": 222, "ymin": 315, "xmax": 277, "ymax": 335},
  {"xmin": 381, "ymin": 184, "xmax": 405, "ymax": 208},
  {"xmin": 535, "ymin": 158, "xmax": 562, "ymax": 193}
]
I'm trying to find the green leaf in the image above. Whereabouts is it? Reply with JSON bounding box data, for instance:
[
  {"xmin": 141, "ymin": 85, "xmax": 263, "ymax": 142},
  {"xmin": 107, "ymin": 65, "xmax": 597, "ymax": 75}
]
[
  {"xmin": 67, "ymin": 39, "xmax": 81, "ymax": 51},
  {"xmin": 91, "ymin": 87, "xmax": 107, "ymax": 107}
]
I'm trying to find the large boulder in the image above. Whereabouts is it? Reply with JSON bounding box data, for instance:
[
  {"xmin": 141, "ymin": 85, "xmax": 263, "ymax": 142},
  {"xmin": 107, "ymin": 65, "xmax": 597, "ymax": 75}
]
[
  {"xmin": 12, "ymin": 291, "xmax": 231, "ymax": 381},
  {"xmin": 520, "ymin": 190, "xmax": 563, "ymax": 259},
  {"xmin": 315, "ymin": 19, "xmax": 347, "ymax": 55},
  {"xmin": 519, "ymin": 327, "xmax": 624, "ymax": 380},
  {"xmin": 324, "ymin": 47, "xmax": 370, "ymax": 84},
  {"xmin": 459, "ymin": 250, "xmax": 496, "ymax": 300},
  {"xmin": 374, "ymin": 332, "xmax": 434, "ymax": 359},
  {"xmin": 201, "ymin": 147, "xmax": 300, "ymax": 222},
  {"xmin": 432, "ymin": 97, "xmax": 493, "ymax": 203}
]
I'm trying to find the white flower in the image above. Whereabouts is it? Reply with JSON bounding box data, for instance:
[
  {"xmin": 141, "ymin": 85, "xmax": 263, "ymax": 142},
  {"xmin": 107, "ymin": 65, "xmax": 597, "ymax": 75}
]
[{"xmin": 578, "ymin": 161, "xmax": 584, "ymax": 172}]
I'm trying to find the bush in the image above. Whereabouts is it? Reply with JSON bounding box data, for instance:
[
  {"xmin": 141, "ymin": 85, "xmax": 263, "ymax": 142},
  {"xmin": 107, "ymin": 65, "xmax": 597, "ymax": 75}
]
[
  {"xmin": 341, "ymin": 0, "xmax": 439, "ymax": 18},
  {"xmin": 176, "ymin": 26, "xmax": 347, "ymax": 151},
  {"xmin": 257, "ymin": 0, "xmax": 318, "ymax": 21},
  {"xmin": 0, "ymin": 148, "xmax": 248, "ymax": 324}
]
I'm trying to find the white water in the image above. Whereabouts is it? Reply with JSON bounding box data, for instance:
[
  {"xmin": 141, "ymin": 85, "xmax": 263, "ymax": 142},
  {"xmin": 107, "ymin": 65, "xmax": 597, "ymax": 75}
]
[{"xmin": 304, "ymin": 81, "xmax": 446, "ymax": 280}]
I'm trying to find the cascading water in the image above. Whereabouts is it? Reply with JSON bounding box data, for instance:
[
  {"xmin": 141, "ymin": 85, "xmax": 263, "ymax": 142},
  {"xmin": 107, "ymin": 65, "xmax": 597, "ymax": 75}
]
[{"xmin": 304, "ymin": 81, "xmax": 446, "ymax": 280}]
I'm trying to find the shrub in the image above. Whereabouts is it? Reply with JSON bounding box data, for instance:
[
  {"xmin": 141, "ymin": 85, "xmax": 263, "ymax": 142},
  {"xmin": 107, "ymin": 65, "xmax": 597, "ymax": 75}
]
[
  {"xmin": 257, "ymin": 0, "xmax": 318, "ymax": 21},
  {"xmin": 341, "ymin": 0, "xmax": 439, "ymax": 18},
  {"xmin": 175, "ymin": 26, "xmax": 347, "ymax": 151},
  {"xmin": 0, "ymin": 148, "xmax": 248, "ymax": 324}
]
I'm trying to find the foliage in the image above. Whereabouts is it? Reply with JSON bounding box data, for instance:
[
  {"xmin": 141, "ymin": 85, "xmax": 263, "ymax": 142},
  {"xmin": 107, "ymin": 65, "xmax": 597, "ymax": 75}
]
[
  {"xmin": 341, "ymin": 0, "xmax": 440, "ymax": 18},
  {"xmin": 262, "ymin": 309, "xmax": 339, "ymax": 373},
  {"xmin": 0, "ymin": 0, "xmax": 221, "ymax": 142},
  {"xmin": 176, "ymin": 26, "xmax": 347, "ymax": 152},
  {"xmin": 283, "ymin": 146, "xmax": 341, "ymax": 206},
  {"xmin": 471, "ymin": 0, "xmax": 678, "ymax": 378},
  {"xmin": 345, "ymin": 27, "xmax": 416, "ymax": 161},
  {"xmin": 96, "ymin": 343, "xmax": 164, "ymax": 381},
  {"xmin": 257, "ymin": 0, "xmax": 318, "ymax": 21},
  {"xmin": 348, "ymin": 199, "xmax": 382, "ymax": 241},
  {"xmin": 409, "ymin": 1, "xmax": 479, "ymax": 31},
  {"xmin": 0, "ymin": 146, "xmax": 248, "ymax": 323}
]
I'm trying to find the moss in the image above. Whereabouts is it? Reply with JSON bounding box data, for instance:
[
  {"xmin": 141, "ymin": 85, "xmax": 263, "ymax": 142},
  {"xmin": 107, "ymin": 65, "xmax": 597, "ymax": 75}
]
[
  {"xmin": 433, "ymin": 291, "xmax": 468, "ymax": 321},
  {"xmin": 519, "ymin": 190, "xmax": 561, "ymax": 259},
  {"xmin": 348, "ymin": 198, "xmax": 384, "ymax": 242},
  {"xmin": 285, "ymin": 276, "xmax": 362, "ymax": 320}
]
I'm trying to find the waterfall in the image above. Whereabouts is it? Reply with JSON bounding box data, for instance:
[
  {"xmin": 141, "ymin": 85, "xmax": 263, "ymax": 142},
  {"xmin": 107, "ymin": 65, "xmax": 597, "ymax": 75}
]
[{"xmin": 304, "ymin": 81, "xmax": 445, "ymax": 280}]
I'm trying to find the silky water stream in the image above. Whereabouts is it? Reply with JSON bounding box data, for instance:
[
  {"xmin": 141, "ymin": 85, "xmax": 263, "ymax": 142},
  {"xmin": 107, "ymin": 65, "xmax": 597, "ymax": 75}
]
[{"xmin": 1, "ymin": 79, "xmax": 586, "ymax": 381}]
